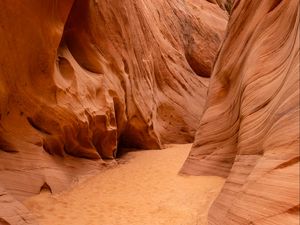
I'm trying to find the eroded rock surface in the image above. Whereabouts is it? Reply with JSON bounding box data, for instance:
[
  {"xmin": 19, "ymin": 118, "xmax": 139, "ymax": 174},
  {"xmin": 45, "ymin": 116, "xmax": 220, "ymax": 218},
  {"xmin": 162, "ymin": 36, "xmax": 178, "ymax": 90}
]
[
  {"xmin": 181, "ymin": 0, "xmax": 299, "ymax": 224},
  {"xmin": 0, "ymin": 0, "xmax": 226, "ymax": 207},
  {"xmin": 0, "ymin": 185, "xmax": 38, "ymax": 225}
]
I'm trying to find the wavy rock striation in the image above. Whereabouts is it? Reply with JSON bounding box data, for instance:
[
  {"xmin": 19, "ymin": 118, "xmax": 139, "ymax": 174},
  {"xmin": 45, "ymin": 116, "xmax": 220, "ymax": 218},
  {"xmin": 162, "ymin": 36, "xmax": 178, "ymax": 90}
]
[
  {"xmin": 0, "ymin": 0, "xmax": 226, "ymax": 213},
  {"xmin": 181, "ymin": 0, "xmax": 299, "ymax": 224}
]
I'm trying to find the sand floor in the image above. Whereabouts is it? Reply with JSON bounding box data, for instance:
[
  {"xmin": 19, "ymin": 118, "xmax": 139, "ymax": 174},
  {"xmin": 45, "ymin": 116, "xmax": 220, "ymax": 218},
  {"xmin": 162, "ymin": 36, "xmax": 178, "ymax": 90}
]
[{"xmin": 25, "ymin": 144, "xmax": 224, "ymax": 225}]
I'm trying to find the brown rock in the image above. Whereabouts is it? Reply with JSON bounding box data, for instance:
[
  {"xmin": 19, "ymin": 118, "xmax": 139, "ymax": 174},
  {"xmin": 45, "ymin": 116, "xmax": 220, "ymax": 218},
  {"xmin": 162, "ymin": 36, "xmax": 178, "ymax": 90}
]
[
  {"xmin": 181, "ymin": 0, "xmax": 299, "ymax": 224},
  {"xmin": 207, "ymin": 0, "xmax": 233, "ymax": 13},
  {"xmin": 0, "ymin": 0, "xmax": 226, "ymax": 202}
]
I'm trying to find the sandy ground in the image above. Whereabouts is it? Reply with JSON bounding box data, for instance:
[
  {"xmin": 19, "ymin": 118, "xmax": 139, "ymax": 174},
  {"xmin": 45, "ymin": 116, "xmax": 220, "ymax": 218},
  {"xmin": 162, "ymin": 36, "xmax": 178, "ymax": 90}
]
[{"xmin": 25, "ymin": 144, "xmax": 224, "ymax": 225}]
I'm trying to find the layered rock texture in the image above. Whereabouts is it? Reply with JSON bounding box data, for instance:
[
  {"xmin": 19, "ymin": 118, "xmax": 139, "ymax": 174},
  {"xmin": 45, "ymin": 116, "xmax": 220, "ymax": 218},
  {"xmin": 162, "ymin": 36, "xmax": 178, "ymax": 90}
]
[
  {"xmin": 0, "ymin": 0, "xmax": 227, "ymax": 221},
  {"xmin": 181, "ymin": 0, "xmax": 300, "ymax": 224},
  {"xmin": 0, "ymin": 185, "xmax": 38, "ymax": 225}
]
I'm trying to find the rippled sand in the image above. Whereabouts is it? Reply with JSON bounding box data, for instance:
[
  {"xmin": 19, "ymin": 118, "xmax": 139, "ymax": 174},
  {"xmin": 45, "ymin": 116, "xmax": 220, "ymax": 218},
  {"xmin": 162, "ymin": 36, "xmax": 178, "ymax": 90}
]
[{"xmin": 25, "ymin": 144, "xmax": 224, "ymax": 225}]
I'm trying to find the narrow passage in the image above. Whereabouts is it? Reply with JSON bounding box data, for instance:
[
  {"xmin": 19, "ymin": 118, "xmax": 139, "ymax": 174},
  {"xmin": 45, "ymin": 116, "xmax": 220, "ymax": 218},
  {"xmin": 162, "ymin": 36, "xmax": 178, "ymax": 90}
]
[{"xmin": 25, "ymin": 144, "xmax": 224, "ymax": 225}]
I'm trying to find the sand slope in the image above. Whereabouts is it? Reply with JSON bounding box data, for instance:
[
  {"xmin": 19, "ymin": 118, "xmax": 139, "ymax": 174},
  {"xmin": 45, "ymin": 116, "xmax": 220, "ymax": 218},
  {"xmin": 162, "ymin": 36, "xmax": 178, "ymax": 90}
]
[{"xmin": 25, "ymin": 144, "xmax": 224, "ymax": 225}]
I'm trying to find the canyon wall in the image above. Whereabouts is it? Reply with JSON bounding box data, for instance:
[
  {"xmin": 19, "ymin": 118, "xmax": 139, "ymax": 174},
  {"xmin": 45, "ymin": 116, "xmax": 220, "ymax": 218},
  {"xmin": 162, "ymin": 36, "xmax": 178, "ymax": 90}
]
[
  {"xmin": 0, "ymin": 1, "xmax": 226, "ymax": 221},
  {"xmin": 181, "ymin": 0, "xmax": 299, "ymax": 224}
]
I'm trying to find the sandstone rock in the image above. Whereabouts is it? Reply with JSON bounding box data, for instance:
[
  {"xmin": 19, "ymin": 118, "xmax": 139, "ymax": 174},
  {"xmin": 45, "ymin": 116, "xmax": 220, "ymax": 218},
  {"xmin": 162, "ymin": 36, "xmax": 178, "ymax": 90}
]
[
  {"xmin": 181, "ymin": 0, "xmax": 299, "ymax": 224},
  {"xmin": 0, "ymin": 185, "xmax": 38, "ymax": 225},
  {"xmin": 207, "ymin": 0, "xmax": 233, "ymax": 13},
  {"xmin": 0, "ymin": 0, "xmax": 226, "ymax": 201}
]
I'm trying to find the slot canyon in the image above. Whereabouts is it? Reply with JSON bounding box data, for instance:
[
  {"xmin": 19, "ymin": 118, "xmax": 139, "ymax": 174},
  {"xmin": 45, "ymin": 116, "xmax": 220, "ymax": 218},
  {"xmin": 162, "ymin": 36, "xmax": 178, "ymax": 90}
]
[{"xmin": 0, "ymin": 0, "xmax": 299, "ymax": 225}]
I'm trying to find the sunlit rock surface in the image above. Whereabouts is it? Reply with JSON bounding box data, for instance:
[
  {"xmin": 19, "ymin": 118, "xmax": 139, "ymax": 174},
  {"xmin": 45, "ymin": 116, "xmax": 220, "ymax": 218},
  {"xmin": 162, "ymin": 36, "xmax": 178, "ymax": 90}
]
[
  {"xmin": 181, "ymin": 0, "xmax": 299, "ymax": 224},
  {"xmin": 0, "ymin": 0, "xmax": 226, "ymax": 216}
]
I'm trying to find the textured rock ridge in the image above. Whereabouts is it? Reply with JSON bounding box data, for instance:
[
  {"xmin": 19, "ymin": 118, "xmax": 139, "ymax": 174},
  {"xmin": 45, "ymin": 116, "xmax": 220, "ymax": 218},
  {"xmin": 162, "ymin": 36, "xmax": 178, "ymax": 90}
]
[
  {"xmin": 181, "ymin": 0, "xmax": 299, "ymax": 224},
  {"xmin": 0, "ymin": 0, "xmax": 226, "ymax": 204}
]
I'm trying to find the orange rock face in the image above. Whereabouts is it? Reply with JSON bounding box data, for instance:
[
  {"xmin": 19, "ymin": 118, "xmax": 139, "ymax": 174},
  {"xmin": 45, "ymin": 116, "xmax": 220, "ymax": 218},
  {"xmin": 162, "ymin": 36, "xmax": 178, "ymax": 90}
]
[
  {"xmin": 181, "ymin": 0, "xmax": 299, "ymax": 224},
  {"xmin": 0, "ymin": 0, "xmax": 226, "ymax": 205}
]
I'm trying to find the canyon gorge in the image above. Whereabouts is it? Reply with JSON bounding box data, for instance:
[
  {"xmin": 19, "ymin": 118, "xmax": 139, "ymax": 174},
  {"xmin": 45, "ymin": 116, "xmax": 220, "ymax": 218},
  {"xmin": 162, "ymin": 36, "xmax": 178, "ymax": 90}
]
[{"xmin": 0, "ymin": 0, "xmax": 299, "ymax": 224}]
